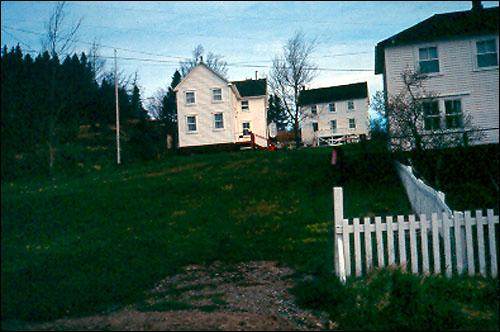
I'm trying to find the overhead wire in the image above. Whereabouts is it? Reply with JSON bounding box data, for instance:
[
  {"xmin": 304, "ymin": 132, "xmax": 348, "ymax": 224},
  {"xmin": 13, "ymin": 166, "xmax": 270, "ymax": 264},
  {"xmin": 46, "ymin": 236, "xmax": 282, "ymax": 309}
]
[{"xmin": 1, "ymin": 25, "xmax": 373, "ymax": 72}]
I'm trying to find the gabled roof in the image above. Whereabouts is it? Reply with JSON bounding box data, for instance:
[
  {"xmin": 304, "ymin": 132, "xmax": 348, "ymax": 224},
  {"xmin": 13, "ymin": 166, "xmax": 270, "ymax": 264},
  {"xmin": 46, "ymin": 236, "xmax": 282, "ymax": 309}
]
[
  {"xmin": 298, "ymin": 82, "xmax": 368, "ymax": 106},
  {"xmin": 174, "ymin": 62, "xmax": 228, "ymax": 92},
  {"xmin": 375, "ymin": 6, "xmax": 499, "ymax": 74},
  {"xmin": 231, "ymin": 79, "xmax": 267, "ymax": 97}
]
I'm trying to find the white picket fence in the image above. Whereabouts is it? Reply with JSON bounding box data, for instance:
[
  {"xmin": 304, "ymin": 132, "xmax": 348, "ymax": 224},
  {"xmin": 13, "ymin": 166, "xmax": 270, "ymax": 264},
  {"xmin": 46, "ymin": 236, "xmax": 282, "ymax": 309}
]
[
  {"xmin": 333, "ymin": 187, "xmax": 499, "ymax": 283},
  {"xmin": 395, "ymin": 161, "xmax": 452, "ymax": 219}
]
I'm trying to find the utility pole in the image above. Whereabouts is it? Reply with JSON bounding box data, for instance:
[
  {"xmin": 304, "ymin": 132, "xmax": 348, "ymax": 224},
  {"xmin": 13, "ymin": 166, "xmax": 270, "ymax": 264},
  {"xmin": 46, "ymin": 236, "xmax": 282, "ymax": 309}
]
[{"xmin": 114, "ymin": 49, "xmax": 121, "ymax": 164}]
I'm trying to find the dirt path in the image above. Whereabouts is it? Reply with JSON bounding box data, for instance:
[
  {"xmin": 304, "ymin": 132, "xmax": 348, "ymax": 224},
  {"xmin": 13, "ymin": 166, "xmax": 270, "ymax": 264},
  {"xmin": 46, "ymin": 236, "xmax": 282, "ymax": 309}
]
[{"xmin": 4, "ymin": 261, "xmax": 332, "ymax": 331}]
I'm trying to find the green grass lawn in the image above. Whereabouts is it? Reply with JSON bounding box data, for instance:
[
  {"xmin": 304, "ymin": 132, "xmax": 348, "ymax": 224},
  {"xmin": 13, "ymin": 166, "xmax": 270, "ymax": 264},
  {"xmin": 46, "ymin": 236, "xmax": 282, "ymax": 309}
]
[{"xmin": 2, "ymin": 143, "xmax": 497, "ymax": 330}]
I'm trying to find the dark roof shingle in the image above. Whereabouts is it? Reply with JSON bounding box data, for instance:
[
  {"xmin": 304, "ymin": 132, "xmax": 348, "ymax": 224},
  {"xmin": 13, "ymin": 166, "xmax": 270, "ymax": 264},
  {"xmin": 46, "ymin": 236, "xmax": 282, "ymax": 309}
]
[
  {"xmin": 375, "ymin": 6, "xmax": 499, "ymax": 74},
  {"xmin": 298, "ymin": 82, "xmax": 368, "ymax": 106},
  {"xmin": 231, "ymin": 79, "xmax": 267, "ymax": 97}
]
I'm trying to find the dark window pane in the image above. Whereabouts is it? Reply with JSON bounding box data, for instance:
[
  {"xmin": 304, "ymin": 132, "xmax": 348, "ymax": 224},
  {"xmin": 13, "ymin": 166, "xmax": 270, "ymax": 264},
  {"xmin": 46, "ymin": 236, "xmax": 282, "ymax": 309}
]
[
  {"xmin": 478, "ymin": 54, "xmax": 498, "ymax": 67},
  {"xmin": 312, "ymin": 123, "xmax": 318, "ymax": 132},
  {"xmin": 432, "ymin": 118, "xmax": 441, "ymax": 130},
  {"xmin": 420, "ymin": 60, "xmax": 439, "ymax": 73}
]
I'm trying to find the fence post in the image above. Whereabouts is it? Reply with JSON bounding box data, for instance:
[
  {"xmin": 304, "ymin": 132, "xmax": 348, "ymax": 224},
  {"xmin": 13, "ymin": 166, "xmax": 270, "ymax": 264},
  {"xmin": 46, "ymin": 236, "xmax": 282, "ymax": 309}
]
[{"xmin": 333, "ymin": 187, "xmax": 347, "ymax": 283}]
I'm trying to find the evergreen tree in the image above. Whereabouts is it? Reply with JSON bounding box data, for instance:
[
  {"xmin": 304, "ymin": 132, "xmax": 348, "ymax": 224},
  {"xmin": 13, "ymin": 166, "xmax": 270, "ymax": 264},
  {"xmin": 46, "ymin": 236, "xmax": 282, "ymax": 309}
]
[
  {"xmin": 159, "ymin": 70, "xmax": 181, "ymax": 148},
  {"xmin": 267, "ymin": 94, "xmax": 289, "ymax": 131},
  {"xmin": 1, "ymin": 44, "xmax": 142, "ymax": 178},
  {"xmin": 131, "ymin": 84, "xmax": 148, "ymax": 120}
]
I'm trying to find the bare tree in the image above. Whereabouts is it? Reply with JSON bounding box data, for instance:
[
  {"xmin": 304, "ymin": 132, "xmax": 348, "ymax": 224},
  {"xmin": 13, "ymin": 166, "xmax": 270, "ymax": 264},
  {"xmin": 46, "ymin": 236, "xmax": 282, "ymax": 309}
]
[
  {"xmin": 269, "ymin": 31, "xmax": 318, "ymax": 148},
  {"xmin": 42, "ymin": 1, "xmax": 83, "ymax": 57},
  {"xmin": 41, "ymin": 1, "xmax": 83, "ymax": 172},
  {"xmin": 373, "ymin": 68, "xmax": 485, "ymax": 187},
  {"xmin": 88, "ymin": 39, "xmax": 106, "ymax": 82},
  {"xmin": 179, "ymin": 44, "xmax": 228, "ymax": 78},
  {"xmin": 146, "ymin": 88, "xmax": 167, "ymax": 120},
  {"xmin": 375, "ymin": 68, "xmax": 484, "ymax": 154}
]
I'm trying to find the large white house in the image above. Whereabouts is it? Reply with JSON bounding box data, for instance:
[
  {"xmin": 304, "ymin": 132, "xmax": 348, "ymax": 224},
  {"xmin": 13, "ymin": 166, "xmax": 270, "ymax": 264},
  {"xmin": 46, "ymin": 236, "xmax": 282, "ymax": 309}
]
[
  {"xmin": 174, "ymin": 62, "xmax": 268, "ymax": 149},
  {"xmin": 375, "ymin": 3, "xmax": 499, "ymax": 147},
  {"xmin": 299, "ymin": 82, "xmax": 370, "ymax": 146}
]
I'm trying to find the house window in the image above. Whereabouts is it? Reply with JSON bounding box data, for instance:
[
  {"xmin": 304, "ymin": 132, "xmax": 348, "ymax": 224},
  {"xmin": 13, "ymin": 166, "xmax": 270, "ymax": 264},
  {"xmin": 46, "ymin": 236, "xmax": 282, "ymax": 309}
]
[
  {"xmin": 242, "ymin": 122, "xmax": 251, "ymax": 135},
  {"xmin": 212, "ymin": 88, "xmax": 222, "ymax": 102},
  {"xmin": 329, "ymin": 103, "xmax": 336, "ymax": 113},
  {"xmin": 422, "ymin": 101, "xmax": 440, "ymax": 130},
  {"xmin": 214, "ymin": 113, "xmax": 224, "ymax": 129},
  {"xmin": 312, "ymin": 122, "xmax": 318, "ymax": 132},
  {"xmin": 445, "ymin": 100, "xmax": 463, "ymax": 129},
  {"xmin": 347, "ymin": 100, "xmax": 354, "ymax": 111},
  {"xmin": 348, "ymin": 118, "xmax": 356, "ymax": 129},
  {"xmin": 185, "ymin": 91, "xmax": 195, "ymax": 104},
  {"xmin": 242, "ymin": 100, "xmax": 249, "ymax": 111},
  {"xmin": 418, "ymin": 47, "xmax": 439, "ymax": 74},
  {"xmin": 311, "ymin": 105, "xmax": 317, "ymax": 115},
  {"xmin": 187, "ymin": 115, "xmax": 197, "ymax": 132},
  {"xmin": 476, "ymin": 39, "xmax": 498, "ymax": 68},
  {"xmin": 330, "ymin": 120, "xmax": 337, "ymax": 133}
]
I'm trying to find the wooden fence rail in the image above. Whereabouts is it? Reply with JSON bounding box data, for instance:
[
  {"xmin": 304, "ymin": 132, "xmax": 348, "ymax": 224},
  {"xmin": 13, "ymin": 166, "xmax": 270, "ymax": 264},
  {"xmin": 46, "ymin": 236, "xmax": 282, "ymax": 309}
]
[{"xmin": 333, "ymin": 187, "xmax": 499, "ymax": 283}]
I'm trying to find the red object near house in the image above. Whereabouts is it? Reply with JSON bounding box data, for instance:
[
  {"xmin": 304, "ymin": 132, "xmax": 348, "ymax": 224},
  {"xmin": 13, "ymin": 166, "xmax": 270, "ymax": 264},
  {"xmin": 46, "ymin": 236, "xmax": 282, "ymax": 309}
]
[{"xmin": 331, "ymin": 149, "xmax": 337, "ymax": 165}]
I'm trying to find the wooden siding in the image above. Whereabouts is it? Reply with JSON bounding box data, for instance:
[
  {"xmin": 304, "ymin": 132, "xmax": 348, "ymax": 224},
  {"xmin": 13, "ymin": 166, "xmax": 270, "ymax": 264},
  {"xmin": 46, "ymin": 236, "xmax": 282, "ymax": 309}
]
[
  {"xmin": 177, "ymin": 65, "xmax": 235, "ymax": 148},
  {"xmin": 177, "ymin": 65, "xmax": 268, "ymax": 148},
  {"xmin": 384, "ymin": 34, "xmax": 499, "ymax": 144},
  {"xmin": 235, "ymin": 96, "xmax": 268, "ymax": 145},
  {"xmin": 301, "ymin": 97, "xmax": 370, "ymax": 145}
]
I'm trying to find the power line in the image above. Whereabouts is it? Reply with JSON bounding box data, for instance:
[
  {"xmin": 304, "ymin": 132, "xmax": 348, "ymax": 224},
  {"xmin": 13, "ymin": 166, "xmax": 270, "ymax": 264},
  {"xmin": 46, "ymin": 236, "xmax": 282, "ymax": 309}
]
[
  {"xmin": 2, "ymin": 25, "xmax": 373, "ymax": 72},
  {"xmin": 2, "ymin": 25, "xmax": 190, "ymax": 61},
  {"xmin": 0, "ymin": 28, "xmax": 35, "ymax": 51}
]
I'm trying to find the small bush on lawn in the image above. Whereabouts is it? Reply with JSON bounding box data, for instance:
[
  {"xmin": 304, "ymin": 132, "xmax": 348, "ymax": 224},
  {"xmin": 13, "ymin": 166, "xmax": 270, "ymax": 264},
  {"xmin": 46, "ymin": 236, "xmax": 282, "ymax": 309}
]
[{"xmin": 293, "ymin": 268, "xmax": 499, "ymax": 331}]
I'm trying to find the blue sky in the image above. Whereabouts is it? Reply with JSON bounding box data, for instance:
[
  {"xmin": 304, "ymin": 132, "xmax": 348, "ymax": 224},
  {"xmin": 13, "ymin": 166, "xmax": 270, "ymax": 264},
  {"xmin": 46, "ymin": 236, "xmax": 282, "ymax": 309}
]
[{"xmin": 2, "ymin": 1, "xmax": 499, "ymax": 107}]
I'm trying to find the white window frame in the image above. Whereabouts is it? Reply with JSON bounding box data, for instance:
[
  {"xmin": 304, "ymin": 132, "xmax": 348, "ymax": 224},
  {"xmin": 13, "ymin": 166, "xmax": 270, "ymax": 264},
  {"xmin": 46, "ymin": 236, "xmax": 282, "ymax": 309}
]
[
  {"xmin": 212, "ymin": 88, "xmax": 223, "ymax": 102},
  {"xmin": 329, "ymin": 103, "xmax": 336, "ymax": 113},
  {"xmin": 418, "ymin": 46, "xmax": 440, "ymax": 74},
  {"xmin": 348, "ymin": 118, "xmax": 356, "ymax": 129},
  {"xmin": 213, "ymin": 112, "xmax": 224, "ymax": 130},
  {"xmin": 475, "ymin": 38, "xmax": 499, "ymax": 69},
  {"xmin": 242, "ymin": 121, "xmax": 251, "ymax": 136},
  {"xmin": 185, "ymin": 91, "xmax": 196, "ymax": 105},
  {"xmin": 241, "ymin": 100, "xmax": 249, "ymax": 112},
  {"xmin": 347, "ymin": 100, "xmax": 355, "ymax": 112},
  {"xmin": 444, "ymin": 99, "xmax": 463, "ymax": 130},
  {"xmin": 330, "ymin": 119, "xmax": 337, "ymax": 133},
  {"xmin": 422, "ymin": 100, "xmax": 441, "ymax": 131},
  {"xmin": 311, "ymin": 105, "xmax": 318, "ymax": 115},
  {"xmin": 186, "ymin": 115, "xmax": 197, "ymax": 133}
]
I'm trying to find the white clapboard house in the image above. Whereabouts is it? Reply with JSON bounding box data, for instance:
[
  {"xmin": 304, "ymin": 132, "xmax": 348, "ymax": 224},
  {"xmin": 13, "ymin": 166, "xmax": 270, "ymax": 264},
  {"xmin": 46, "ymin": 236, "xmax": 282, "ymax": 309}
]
[
  {"xmin": 375, "ymin": 2, "xmax": 499, "ymax": 147},
  {"xmin": 299, "ymin": 82, "xmax": 370, "ymax": 147},
  {"xmin": 174, "ymin": 61, "xmax": 268, "ymax": 150}
]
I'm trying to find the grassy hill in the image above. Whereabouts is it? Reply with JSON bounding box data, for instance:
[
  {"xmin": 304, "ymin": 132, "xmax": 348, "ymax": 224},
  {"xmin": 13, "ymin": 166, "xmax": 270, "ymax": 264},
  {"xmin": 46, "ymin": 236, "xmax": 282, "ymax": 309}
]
[
  {"xmin": 1, "ymin": 144, "xmax": 407, "ymax": 320},
  {"xmin": 2, "ymin": 143, "xmax": 497, "ymax": 330}
]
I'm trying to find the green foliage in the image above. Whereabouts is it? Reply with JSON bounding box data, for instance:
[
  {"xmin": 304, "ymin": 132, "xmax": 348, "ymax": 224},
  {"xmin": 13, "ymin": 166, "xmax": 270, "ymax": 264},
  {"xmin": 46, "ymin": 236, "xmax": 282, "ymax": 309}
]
[
  {"xmin": 294, "ymin": 268, "xmax": 499, "ymax": 331},
  {"xmin": 1, "ymin": 44, "xmax": 148, "ymax": 180},
  {"xmin": 267, "ymin": 94, "xmax": 289, "ymax": 131},
  {"xmin": 126, "ymin": 119, "xmax": 163, "ymax": 161},
  {"xmin": 158, "ymin": 70, "xmax": 181, "ymax": 148},
  {"xmin": 405, "ymin": 144, "xmax": 499, "ymax": 211}
]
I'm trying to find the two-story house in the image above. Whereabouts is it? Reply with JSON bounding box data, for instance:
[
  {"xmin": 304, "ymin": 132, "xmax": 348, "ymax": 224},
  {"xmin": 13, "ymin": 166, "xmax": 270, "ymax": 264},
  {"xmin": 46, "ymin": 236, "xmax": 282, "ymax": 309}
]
[
  {"xmin": 299, "ymin": 82, "xmax": 370, "ymax": 146},
  {"xmin": 174, "ymin": 61, "xmax": 268, "ymax": 150},
  {"xmin": 375, "ymin": 3, "xmax": 499, "ymax": 147}
]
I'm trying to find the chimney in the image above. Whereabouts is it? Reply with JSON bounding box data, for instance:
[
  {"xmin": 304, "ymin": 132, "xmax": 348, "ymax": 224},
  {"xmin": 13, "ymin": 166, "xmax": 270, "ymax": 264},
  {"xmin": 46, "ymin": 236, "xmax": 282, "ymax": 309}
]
[
  {"xmin": 255, "ymin": 71, "xmax": 258, "ymax": 80},
  {"xmin": 472, "ymin": 0, "xmax": 483, "ymax": 11}
]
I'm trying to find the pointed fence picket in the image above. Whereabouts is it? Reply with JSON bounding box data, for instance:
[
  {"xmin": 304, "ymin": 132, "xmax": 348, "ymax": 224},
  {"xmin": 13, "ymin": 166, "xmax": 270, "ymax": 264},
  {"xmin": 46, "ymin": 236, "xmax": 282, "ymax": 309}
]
[{"xmin": 333, "ymin": 187, "xmax": 499, "ymax": 282}]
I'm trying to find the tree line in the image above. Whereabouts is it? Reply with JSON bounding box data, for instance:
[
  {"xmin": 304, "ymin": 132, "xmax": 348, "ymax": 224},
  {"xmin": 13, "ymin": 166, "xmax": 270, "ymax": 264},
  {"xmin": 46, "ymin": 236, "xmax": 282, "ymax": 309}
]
[{"xmin": 0, "ymin": 44, "xmax": 162, "ymax": 179}]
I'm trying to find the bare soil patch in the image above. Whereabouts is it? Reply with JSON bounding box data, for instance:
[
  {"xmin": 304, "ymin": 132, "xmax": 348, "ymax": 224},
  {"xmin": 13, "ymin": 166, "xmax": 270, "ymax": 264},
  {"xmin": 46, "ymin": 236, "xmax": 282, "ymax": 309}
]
[{"xmin": 4, "ymin": 261, "xmax": 331, "ymax": 331}]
